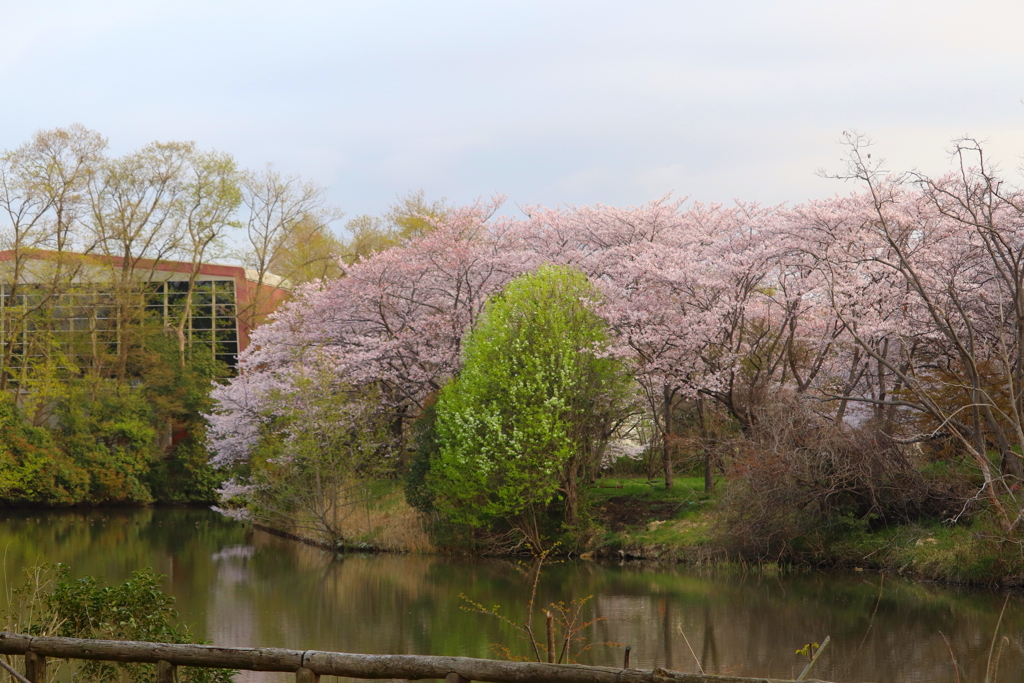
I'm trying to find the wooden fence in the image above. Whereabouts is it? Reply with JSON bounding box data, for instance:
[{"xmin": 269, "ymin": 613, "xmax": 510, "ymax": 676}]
[{"xmin": 0, "ymin": 632, "xmax": 833, "ymax": 683}]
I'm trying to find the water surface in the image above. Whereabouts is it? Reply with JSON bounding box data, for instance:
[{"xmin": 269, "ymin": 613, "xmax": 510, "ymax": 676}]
[{"xmin": 2, "ymin": 507, "xmax": 1022, "ymax": 682}]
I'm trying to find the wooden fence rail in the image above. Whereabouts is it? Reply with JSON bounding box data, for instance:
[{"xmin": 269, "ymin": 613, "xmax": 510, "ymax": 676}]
[{"xmin": 0, "ymin": 632, "xmax": 832, "ymax": 683}]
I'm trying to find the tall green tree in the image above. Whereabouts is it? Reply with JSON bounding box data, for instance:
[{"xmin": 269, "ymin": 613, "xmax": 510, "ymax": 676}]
[{"xmin": 427, "ymin": 264, "xmax": 630, "ymax": 548}]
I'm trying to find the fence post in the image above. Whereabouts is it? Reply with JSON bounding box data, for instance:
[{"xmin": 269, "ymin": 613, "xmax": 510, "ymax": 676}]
[
  {"xmin": 24, "ymin": 653, "xmax": 45, "ymax": 683},
  {"xmin": 445, "ymin": 672, "xmax": 470, "ymax": 683},
  {"xmin": 157, "ymin": 660, "xmax": 177, "ymax": 683},
  {"xmin": 296, "ymin": 666, "xmax": 319, "ymax": 683},
  {"xmin": 546, "ymin": 611, "xmax": 555, "ymax": 664}
]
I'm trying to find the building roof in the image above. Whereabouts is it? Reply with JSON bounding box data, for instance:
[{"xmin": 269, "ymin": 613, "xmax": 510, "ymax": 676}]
[{"xmin": 0, "ymin": 249, "xmax": 289, "ymax": 287}]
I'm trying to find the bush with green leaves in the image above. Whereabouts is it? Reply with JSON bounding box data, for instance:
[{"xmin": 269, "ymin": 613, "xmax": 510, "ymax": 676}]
[
  {"xmin": 0, "ymin": 333, "xmax": 231, "ymax": 507},
  {"xmin": 426, "ymin": 265, "xmax": 632, "ymax": 549},
  {"xmin": 0, "ymin": 394, "xmax": 88, "ymax": 505},
  {"xmin": 54, "ymin": 379, "xmax": 158, "ymax": 504},
  {"xmin": 2, "ymin": 563, "xmax": 234, "ymax": 683}
]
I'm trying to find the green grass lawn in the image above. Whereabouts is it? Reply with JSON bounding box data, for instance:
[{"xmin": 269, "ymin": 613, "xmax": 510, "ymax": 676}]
[
  {"xmin": 819, "ymin": 518, "xmax": 1024, "ymax": 582},
  {"xmin": 589, "ymin": 475, "xmax": 714, "ymax": 501},
  {"xmin": 587, "ymin": 475, "xmax": 721, "ymax": 552}
]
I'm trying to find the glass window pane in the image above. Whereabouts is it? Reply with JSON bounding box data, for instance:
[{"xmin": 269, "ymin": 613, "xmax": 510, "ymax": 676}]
[
  {"xmin": 214, "ymin": 302, "xmax": 236, "ymax": 317},
  {"xmin": 215, "ymin": 340, "xmax": 238, "ymax": 355},
  {"xmin": 216, "ymin": 353, "xmax": 238, "ymax": 367}
]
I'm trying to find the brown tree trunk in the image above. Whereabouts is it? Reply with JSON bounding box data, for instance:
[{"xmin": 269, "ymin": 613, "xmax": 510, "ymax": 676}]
[
  {"xmin": 697, "ymin": 397, "xmax": 713, "ymax": 493},
  {"xmin": 663, "ymin": 384, "xmax": 674, "ymax": 490},
  {"xmin": 563, "ymin": 456, "xmax": 580, "ymax": 526}
]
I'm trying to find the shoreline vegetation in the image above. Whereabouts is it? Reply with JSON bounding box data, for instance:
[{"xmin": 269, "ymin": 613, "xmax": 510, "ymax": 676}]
[
  {"xmin": 224, "ymin": 474, "xmax": 1024, "ymax": 588},
  {"xmin": 7, "ymin": 478, "xmax": 1024, "ymax": 588},
  {"xmin": 9, "ymin": 127, "xmax": 1024, "ymax": 591},
  {"xmin": 201, "ymin": 136, "xmax": 1024, "ymax": 595}
]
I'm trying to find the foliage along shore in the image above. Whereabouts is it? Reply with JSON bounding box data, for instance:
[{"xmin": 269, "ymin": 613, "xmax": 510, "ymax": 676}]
[
  {"xmin": 9, "ymin": 127, "xmax": 1024, "ymax": 587},
  {"xmin": 232, "ymin": 474, "xmax": 1024, "ymax": 588},
  {"xmin": 206, "ymin": 133, "xmax": 1024, "ymax": 594},
  {"xmin": 586, "ymin": 477, "xmax": 1024, "ymax": 588}
]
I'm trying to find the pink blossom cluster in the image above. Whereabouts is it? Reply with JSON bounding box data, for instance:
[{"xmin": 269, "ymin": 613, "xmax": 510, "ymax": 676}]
[{"xmin": 208, "ymin": 151, "xmax": 1024, "ymax": 510}]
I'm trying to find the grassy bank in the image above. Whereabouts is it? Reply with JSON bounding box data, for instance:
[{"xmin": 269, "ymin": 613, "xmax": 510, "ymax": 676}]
[
  {"xmin": 583, "ymin": 476, "xmax": 1024, "ymax": 585},
  {"xmin": 217, "ymin": 473, "xmax": 1024, "ymax": 586},
  {"xmin": 587, "ymin": 476, "xmax": 720, "ymax": 561},
  {"xmin": 817, "ymin": 521, "xmax": 1024, "ymax": 585}
]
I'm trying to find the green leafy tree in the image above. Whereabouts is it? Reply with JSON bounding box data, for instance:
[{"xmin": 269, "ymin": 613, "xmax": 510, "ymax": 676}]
[
  {"xmin": 0, "ymin": 394, "xmax": 88, "ymax": 504},
  {"xmin": 427, "ymin": 265, "xmax": 630, "ymax": 549},
  {"xmin": 341, "ymin": 190, "xmax": 450, "ymax": 264},
  {"xmin": 384, "ymin": 189, "xmax": 449, "ymax": 240},
  {"xmin": 268, "ymin": 212, "xmax": 346, "ymax": 284}
]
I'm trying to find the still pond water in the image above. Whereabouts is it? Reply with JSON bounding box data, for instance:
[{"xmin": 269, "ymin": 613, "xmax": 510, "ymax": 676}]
[{"xmin": 2, "ymin": 506, "xmax": 1023, "ymax": 683}]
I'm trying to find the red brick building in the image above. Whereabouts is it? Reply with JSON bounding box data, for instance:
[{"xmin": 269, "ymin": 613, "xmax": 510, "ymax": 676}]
[{"xmin": 0, "ymin": 250, "xmax": 290, "ymax": 369}]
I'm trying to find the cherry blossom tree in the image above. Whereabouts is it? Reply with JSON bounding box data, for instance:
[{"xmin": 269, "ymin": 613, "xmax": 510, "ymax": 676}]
[
  {"xmin": 207, "ymin": 198, "xmax": 532, "ymax": 471},
  {"xmin": 787, "ymin": 133, "xmax": 1024, "ymax": 531},
  {"xmin": 208, "ymin": 152, "xmax": 1024, "ymax": 537}
]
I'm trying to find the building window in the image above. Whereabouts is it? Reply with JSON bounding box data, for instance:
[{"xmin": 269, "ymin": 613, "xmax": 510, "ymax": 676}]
[
  {"xmin": 144, "ymin": 278, "xmax": 239, "ymax": 367},
  {"xmin": 1, "ymin": 277, "xmax": 240, "ymax": 375}
]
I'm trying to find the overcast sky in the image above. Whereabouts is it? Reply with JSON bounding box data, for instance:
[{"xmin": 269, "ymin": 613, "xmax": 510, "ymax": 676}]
[{"xmin": 4, "ymin": 0, "xmax": 1024, "ymax": 230}]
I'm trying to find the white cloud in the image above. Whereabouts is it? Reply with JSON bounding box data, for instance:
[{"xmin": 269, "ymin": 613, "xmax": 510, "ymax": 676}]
[{"xmin": 3, "ymin": 0, "xmax": 1024, "ymax": 218}]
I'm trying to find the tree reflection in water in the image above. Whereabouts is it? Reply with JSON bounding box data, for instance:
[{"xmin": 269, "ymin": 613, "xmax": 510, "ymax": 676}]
[{"xmin": 1, "ymin": 507, "xmax": 1020, "ymax": 683}]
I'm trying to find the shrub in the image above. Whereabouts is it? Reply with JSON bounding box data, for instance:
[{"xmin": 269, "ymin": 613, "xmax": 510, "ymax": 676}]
[
  {"xmin": 715, "ymin": 394, "xmax": 968, "ymax": 559},
  {"xmin": 54, "ymin": 380, "xmax": 157, "ymax": 504},
  {"xmin": 428, "ymin": 265, "xmax": 632, "ymax": 549},
  {"xmin": 2, "ymin": 563, "xmax": 233, "ymax": 683},
  {"xmin": 147, "ymin": 436, "xmax": 224, "ymax": 504},
  {"xmin": 0, "ymin": 395, "xmax": 88, "ymax": 505}
]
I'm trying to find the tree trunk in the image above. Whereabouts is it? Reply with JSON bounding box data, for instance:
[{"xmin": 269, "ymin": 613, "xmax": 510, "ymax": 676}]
[
  {"xmin": 697, "ymin": 397, "xmax": 713, "ymax": 493},
  {"xmin": 563, "ymin": 456, "xmax": 580, "ymax": 526},
  {"xmin": 663, "ymin": 384, "xmax": 674, "ymax": 490}
]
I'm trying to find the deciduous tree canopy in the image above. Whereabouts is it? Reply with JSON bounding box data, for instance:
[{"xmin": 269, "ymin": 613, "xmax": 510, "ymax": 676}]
[
  {"xmin": 208, "ymin": 133, "xmax": 1024, "ymax": 544},
  {"xmin": 427, "ymin": 265, "xmax": 629, "ymax": 545}
]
